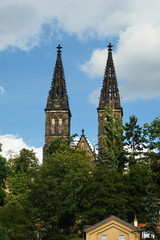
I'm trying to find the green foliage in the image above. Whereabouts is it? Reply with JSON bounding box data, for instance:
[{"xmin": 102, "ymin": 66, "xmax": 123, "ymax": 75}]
[
  {"xmin": 143, "ymin": 117, "xmax": 160, "ymax": 175},
  {"xmin": 69, "ymin": 237, "xmax": 82, "ymax": 240},
  {"xmin": 0, "ymin": 148, "xmax": 39, "ymax": 240},
  {"xmin": 99, "ymin": 106, "xmax": 126, "ymax": 170},
  {"xmin": 44, "ymin": 135, "xmax": 78, "ymax": 157},
  {"xmin": 125, "ymin": 163, "xmax": 156, "ymax": 223},
  {"xmin": 31, "ymin": 139, "xmax": 93, "ymax": 239},
  {"xmin": 81, "ymin": 167, "xmax": 127, "ymax": 225},
  {"xmin": 7, "ymin": 148, "xmax": 39, "ymax": 174},
  {"xmin": 0, "ymin": 156, "xmax": 10, "ymax": 187},
  {"xmin": 0, "ymin": 150, "xmax": 10, "ymax": 207},
  {"xmin": 142, "ymin": 188, "xmax": 160, "ymax": 238},
  {"xmin": 133, "ymin": 187, "xmax": 160, "ymax": 239},
  {"xmin": 0, "ymin": 194, "xmax": 36, "ymax": 240},
  {"xmin": 0, "ymin": 224, "xmax": 13, "ymax": 240},
  {"xmin": 144, "ymin": 117, "xmax": 160, "ymax": 152},
  {"xmin": 124, "ymin": 115, "xmax": 145, "ymax": 165},
  {"xmin": 0, "ymin": 115, "xmax": 159, "ymax": 239}
]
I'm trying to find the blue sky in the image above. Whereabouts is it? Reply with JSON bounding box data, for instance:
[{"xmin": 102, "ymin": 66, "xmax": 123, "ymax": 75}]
[{"xmin": 0, "ymin": 0, "xmax": 160, "ymax": 161}]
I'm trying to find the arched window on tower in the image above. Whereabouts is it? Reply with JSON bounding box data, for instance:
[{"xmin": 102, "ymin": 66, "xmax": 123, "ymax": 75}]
[
  {"xmin": 58, "ymin": 118, "xmax": 63, "ymax": 134},
  {"xmin": 51, "ymin": 118, "xmax": 56, "ymax": 134}
]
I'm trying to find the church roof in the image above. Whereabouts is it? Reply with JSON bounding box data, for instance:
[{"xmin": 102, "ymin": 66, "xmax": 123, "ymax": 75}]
[{"xmin": 77, "ymin": 129, "xmax": 95, "ymax": 159}]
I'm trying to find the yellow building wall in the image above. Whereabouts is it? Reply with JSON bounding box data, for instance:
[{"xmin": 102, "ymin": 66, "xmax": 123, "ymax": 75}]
[{"xmin": 86, "ymin": 219, "xmax": 140, "ymax": 240}]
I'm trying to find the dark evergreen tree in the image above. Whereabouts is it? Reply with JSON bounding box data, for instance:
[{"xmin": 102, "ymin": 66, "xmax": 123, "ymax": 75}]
[
  {"xmin": 133, "ymin": 187, "xmax": 160, "ymax": 240},
  {"xmin": 80, "ymin": 167, "xmax": 127, "ymax": 226},
  {"xmin": 143, "ymin": 117, "xmax": 160, "ymax": 170},
  {"xmin": 124, "ymin": 115, "xmax": 145, "ymax": 165},
  {"xmin": 125, "ymin": 164, "xmax": 157, "ymax": 223}
]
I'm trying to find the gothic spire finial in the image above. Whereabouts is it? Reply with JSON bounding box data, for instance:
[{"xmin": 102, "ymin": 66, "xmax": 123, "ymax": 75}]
[
  {"xmin": 82, "ymin": 129, "xmax": 85, "ymax": 136},
  {"xmin": 57, "ymin": 44, "xmax": 62, "ymax": 53},
  {"xmin": 107, "ymin": 43, "xmax": 113, "ymax": 51}
]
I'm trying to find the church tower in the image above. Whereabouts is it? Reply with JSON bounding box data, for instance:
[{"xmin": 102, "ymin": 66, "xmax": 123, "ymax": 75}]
[
  {"xmin": 97, "ymin": 43, "xmax": 123, "ymax": 148},
  {"xmin": 44, "ymin": 44, "xmax": 71, "ymax": 146}
]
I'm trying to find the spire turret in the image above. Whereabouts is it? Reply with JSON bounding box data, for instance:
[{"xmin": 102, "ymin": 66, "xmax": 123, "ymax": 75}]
[
  {"xmin": 98, "ymin": 43, "xmax": 121, "ymax": 110},
  {"xmin": 44, "ymin": 45, "xmax": 71, "ymax": 148},
  {"xmin": 46, "ymin": 44, "xmax": 70, "ymax": 111},
  {"xmin": 97, "ymin": 43, "xmax": 123, "ymax": 149}
]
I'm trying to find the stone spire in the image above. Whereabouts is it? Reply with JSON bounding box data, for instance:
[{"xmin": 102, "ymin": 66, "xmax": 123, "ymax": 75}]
[
  {"xmin": 44, "ymin": 45, "xmax": 71, "ymax": 148},
  {"xmin": 46, "ymin": 44, "xmax": 70, "ymax": 112},
  {"xmin": 98, "ymin": 43, "xmax": 121, "ymax": 111},
  {"xmin": 97, "ymin": 43, "xmax": 123, "ymax": 149}
]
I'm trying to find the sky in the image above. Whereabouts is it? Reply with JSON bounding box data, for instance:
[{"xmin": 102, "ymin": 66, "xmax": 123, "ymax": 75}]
[{"xmin": 0, "ymin": 0, "xmax": 160, "ymax": 163}]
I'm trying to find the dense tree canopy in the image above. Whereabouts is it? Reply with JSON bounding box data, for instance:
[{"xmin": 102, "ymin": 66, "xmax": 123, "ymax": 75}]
[
  {"xmin": 31, "ymin": 138, "xmax": 93, "ymax": 239},
  {"xmin": 0, "ymin": 148, "xmax": 39, "ymax": 240},
  {"xmin": 0, "ymin": 115, "xmax": 159, "ymax": 239}
]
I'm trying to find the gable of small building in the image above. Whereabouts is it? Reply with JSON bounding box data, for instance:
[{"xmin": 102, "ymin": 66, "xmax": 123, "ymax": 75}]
[{"xmin": 84, "ymin": 215, "xmax": 140, "ymax": 240}]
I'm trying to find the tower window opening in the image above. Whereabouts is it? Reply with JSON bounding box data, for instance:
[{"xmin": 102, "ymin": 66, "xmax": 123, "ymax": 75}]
[
  {"xmin": 58, "ymin": 118, "xmax": 63, "ymax": 134},
  {"xmin": 51, "ymin": 118, "xmax": 56, "ymax": 134}
]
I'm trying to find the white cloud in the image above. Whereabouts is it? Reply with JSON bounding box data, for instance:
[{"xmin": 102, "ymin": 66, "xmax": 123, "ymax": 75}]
[
  {"xmin": 0, "ymin": 87, "xmax": 5, "ymax": 95},
  {"xmin": 0, "ymin": 0, "xmax": 159, "ymax": 51},
  {"xmin": 0, "ymin": 0, "xmax": 130, "ymax": 51},
  {"xmin": 1, "ymin": 0, "xmax": 160, "ymax": 101},
  {"xmin": 80, "ymin": 48, "xmax": 106, "ymax": 78},
  {"xmin": 81, "ymin": 24, "xmax": 160, "ymax": 101},
  {"xmin": 89, "ymin": 88, "xmax": 101, "ymax": 105},
  {"xmin": 0, "ymin": 134, "xmax": 42, "ymax": 163},
  {"xmin": 115, "ymin": 24, "xmax": 160, "ymax": 100}
]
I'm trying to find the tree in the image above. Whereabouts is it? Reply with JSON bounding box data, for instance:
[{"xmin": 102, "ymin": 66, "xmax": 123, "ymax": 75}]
[
  {"xmin": 0, "ymin": 148, "xmax": 39, "ymax": 240},
  {"xmin": 133, "ymin": 187, "xmax": 160, "ymax": 240},
  {"xmin": 0, "ymin": 145, "xmax": 10, "ymax": 207},
  {"xmin": 124, "ymin": 115, "xmax": 145, "ymax": 165},
  {"xmin": 80, "ymin": 167, "xmax": 128, "ymax": 226},
  {"xmin": 143, "ymin": 117, "xmax": 160, "ymax": 153},
  {"xmin": 31, "ymin": 138, "xmax": 93, "ymax": 239},
  {"xmin": 125, "ymin": 163, "xmax": 157, "ymax": 223},
  {"xmin": 0, "ymin": 194, "xmax": 36, "ymax": 240},
  {"xmin": 143, "ymin": 117, "xmax": 160, "ymax": 170},
  {"xmin": 99, "ymin": 106, "xmax": 126, "ymax": 170},
  {"xmin": 0, "ymin": 224, "xmax": 13, "ymax": 240},
  {"xmin": 8, "ymin": 148, "xmax": 39, "ymax": 174},
  {"xmin": 142, "ymin": 189, "xmax": 160, "ymax": 240}
]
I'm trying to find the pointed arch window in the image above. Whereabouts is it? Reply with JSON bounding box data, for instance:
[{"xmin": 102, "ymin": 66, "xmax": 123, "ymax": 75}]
[
  {"xmin": 51, "ymin": 118, "xmax": 56, "ymax": 134},
  {"xmin": 58, "ymin": 118, "xmax": 63, "ymax": 134}
]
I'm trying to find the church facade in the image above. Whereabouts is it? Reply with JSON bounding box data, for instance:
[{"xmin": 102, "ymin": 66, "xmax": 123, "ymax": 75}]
[{"xmin": 44, "ymin": 43, "xmax": 123, "ymax": 157}]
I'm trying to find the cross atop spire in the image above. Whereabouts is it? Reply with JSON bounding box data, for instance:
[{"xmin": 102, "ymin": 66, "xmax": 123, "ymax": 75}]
[
  {"xmin": 107, "ymin": 43, "xmax": 113, "ymax": 51},
  {"xmin": 57, "ymin": 44, "xmax": 62, "ymax": 53},
  {"xmin": 81, "ymin": 129, "xmax": 85, "ymax": 136}
]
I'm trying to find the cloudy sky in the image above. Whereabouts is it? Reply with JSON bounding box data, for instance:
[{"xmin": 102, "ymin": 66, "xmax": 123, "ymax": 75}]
[{"xmin": 0, "ymin": 0, "xmax": 160, "ymax": 162}]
